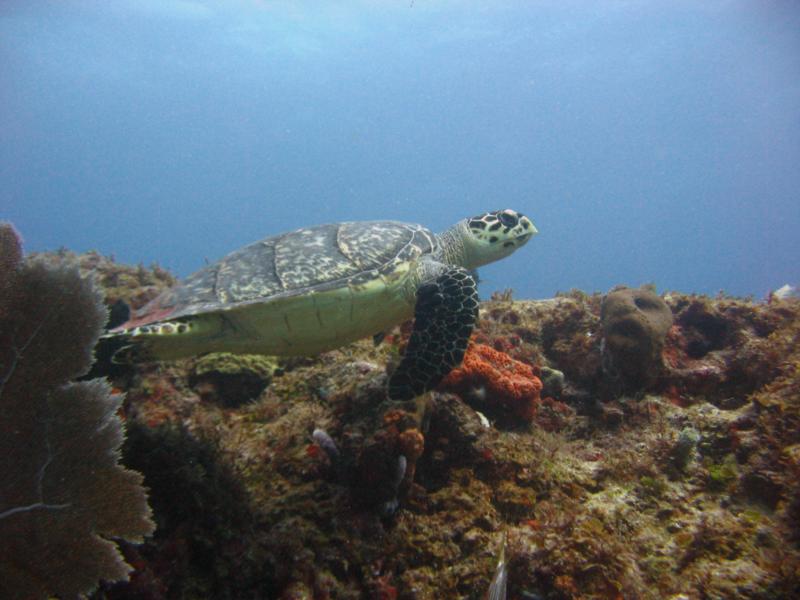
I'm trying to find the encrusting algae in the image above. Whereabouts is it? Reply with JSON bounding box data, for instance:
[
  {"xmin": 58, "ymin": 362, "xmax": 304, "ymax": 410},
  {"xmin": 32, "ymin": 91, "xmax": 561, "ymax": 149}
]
[{"xmin": 9, "ymin": 242, "xmax": 800, "ymax": 599}]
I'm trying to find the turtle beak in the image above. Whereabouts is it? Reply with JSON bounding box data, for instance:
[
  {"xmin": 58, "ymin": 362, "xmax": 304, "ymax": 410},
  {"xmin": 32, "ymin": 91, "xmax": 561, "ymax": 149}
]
[{"xmin": 516, "ymin": 216, "xmax": 538, "ymax": 242}]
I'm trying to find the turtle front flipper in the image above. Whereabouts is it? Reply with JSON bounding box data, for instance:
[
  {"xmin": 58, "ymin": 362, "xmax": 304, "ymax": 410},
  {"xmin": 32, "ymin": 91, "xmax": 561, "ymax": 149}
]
[{"xmin": 388, "ymin": 266, "xmax": 479, "ymax": 400}]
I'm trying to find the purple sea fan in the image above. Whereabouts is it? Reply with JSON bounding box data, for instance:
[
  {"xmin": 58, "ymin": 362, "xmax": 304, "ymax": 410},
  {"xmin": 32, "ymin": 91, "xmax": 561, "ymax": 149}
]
[{"xmin": 0, "ymin": 223, "xmax": 155, "ymax": 599}]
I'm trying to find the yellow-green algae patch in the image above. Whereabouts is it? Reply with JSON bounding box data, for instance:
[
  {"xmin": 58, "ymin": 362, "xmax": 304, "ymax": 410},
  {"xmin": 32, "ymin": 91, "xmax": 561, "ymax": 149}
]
[{"xmin": 193, "ymin": 352, "xmax": 280, "ymax": 380}]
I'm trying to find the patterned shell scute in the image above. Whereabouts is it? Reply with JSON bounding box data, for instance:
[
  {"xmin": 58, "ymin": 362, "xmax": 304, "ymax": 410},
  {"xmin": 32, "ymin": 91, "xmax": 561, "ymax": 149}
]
[
  {"xmin": 273, "ymin": 223, "xmax": 365, "ymax": 291},
  {"xmin": 216, "ymin": 236, "xmax": 283, "ymax": 302},
  {"xmin": 338, "ymin": 221, "xmax": 435, "ymax": 271},
  {"xmin": 216, "ymin": 220, "xmax": 437, "ymax": 304},
  {"xmin": 162, "ymin": 263, "xmax": 220, "ymax": 309}
]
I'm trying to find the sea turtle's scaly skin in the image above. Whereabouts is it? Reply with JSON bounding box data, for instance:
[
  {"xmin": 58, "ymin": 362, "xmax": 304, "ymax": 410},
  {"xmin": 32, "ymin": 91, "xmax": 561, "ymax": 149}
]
[{"xmin": 121, "ymin": 221, "xmax": 437, "ymax": 328}]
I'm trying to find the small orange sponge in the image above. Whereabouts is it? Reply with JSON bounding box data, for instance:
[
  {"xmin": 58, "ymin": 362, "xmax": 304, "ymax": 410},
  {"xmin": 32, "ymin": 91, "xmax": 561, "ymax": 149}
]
[{"xmin": 440, "ymin": 343, "xmax": 543, "ymax": 422}]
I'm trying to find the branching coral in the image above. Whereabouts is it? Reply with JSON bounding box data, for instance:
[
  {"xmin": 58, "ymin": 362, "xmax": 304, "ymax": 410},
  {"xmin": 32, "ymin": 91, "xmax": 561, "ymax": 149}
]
[{"xmin": 0, "ymin": 223, "xmax": 154, "ymax": 599}]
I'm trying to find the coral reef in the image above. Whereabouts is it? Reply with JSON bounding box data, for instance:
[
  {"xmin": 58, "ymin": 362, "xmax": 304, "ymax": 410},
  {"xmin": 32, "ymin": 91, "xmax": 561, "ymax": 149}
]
[
  {"xmin": 479, "ymin": 291, "xmax": 604, "ymax": 395},
  {"xmin": 54, "ymin": 247, "xmax": 800, "ymax": 599},
  {"xmin": 96, "ymin": 422, "xmax": 268, "ymax": 599},
  {"xmin": 30, "ymin": 247, "xmax": 175, "ymax": 314},
  {"xmin": 662, "ymin": 293, "xmax": 794, "ymax": 404},
  {"xmin": 0, "ymin": 225, "xmax": 154, "ymax": 600}
]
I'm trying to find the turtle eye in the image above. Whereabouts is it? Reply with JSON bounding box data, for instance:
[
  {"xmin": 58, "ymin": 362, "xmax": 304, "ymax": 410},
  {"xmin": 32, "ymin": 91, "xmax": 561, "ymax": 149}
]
[{"xmin": 498, "ymin": 211, "xmax": 519, "ymax": 228}]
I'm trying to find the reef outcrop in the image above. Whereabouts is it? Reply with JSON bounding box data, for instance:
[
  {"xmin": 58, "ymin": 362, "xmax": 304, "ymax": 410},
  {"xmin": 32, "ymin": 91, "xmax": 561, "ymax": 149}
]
[{"xmin": 41, "ymin": 249, "xmax": 800, "ymax": 600}]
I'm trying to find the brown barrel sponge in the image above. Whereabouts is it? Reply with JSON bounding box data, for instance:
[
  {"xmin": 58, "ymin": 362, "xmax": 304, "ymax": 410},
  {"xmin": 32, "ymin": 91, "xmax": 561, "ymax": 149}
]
[{"xmin": 601, "ymin": 287, "xmax": 673, "ymax": 389}]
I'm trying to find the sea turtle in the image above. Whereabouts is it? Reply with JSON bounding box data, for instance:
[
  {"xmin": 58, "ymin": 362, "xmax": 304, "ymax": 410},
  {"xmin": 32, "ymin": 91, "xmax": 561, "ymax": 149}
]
[{"xmin": 107, "ymin": 209, "xmax": 537, "ymax": 400}]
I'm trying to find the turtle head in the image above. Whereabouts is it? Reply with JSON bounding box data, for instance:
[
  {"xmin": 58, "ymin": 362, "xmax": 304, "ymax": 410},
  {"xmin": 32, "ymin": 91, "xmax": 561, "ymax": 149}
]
[{"xmin": 457, "ymin": 209, "xmax": 537, "ymax": 268}]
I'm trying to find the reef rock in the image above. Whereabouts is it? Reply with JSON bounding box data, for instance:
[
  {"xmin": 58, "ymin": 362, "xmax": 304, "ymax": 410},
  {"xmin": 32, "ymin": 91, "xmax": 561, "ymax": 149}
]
[{"xmin": 42, "ymin": 249, "xmax": 800, "ymax": 600}]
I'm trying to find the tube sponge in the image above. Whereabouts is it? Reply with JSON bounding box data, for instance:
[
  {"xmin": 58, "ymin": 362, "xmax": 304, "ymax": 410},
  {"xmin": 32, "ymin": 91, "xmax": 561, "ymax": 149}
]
[{"xmin": 0, "ymin": 223, "xmax": 154, "ymax": 599}]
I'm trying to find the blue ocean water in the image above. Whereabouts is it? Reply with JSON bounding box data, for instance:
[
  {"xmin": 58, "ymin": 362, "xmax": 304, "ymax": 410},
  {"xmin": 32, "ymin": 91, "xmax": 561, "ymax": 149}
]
[{"xmin": 1, "ymin": 0, "xmax": 798, "ymax": 300}]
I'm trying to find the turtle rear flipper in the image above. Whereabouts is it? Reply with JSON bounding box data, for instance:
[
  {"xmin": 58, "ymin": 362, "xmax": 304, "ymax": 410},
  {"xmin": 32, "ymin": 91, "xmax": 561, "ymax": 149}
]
[
  {"xmin": 388, "ymin": 265, "xmax": 478, "ymax": 400},
  {"xmin": 106, "ymin": 319, "xmax": 204, "ymax": 363}
]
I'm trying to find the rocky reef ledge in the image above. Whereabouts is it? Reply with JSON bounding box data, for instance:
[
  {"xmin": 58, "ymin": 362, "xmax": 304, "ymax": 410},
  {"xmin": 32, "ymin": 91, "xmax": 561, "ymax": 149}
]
[{"xmin": 38, "ymin": 251, "xmax": 800, "ymax": 599}]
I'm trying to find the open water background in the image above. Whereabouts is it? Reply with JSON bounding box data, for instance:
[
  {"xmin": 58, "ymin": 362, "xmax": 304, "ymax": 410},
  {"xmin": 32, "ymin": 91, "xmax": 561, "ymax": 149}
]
[{"xmin": 2, "ymin": 0, "xmax": 799, "ymax": 299}]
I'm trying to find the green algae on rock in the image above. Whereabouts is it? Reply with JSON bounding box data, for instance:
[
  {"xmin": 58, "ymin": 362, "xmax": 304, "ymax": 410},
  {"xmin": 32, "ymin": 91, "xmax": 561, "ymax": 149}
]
[{"xmin": 190, "ymin": 352, "xmax": 280, "ymax": 407}]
